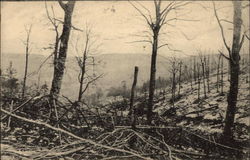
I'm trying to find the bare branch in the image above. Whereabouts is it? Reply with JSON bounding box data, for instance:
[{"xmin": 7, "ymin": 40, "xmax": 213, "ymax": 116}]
[
  {"xmin": 81, "ymin": 74, "xmax": 104, "ymax": 94},
  {"xmin": 58, "ymin": 0, "xmax": 67, "ymax": 10},
  {"xmin": 220, "ymin": 19, "xmax": 234, "ymax": 24},
  {"xmin": 28, "ymin": 53, "xmax": 54, "ymax": 77},
  {"xmin": 126, "ymin": 40, "xmax": 153, "ymax": 44},
  {"xmin": 129, "ymin": 0, "xmax": 153, "ymax": 29},
  {"xmin": 213, "ymin": 1, "xmax": 231, "ymax": 54},
  {"xmin": 158, "ymin": 43, "xmax": 169, "ymax": 49},
  {"xmin": 54, "ymin": 18, "xmax": 84, "ymax": 32},
  {"xmin": 218, "ymin": 50, "xmax": 230, "ymax": 61}
]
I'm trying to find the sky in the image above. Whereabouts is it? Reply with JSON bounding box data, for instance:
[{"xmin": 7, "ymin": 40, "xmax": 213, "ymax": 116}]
[{"xmin": 1, "ymin": 1, "xmax": 249, "ymax": 57}]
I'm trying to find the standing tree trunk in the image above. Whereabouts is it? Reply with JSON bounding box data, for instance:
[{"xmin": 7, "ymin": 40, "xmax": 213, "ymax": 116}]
[
  {"xmin": 147, "ymin": 29, "xmax": 159, "ymax": 125},
  {"xmin": 22, "ymin": 25, "xmax": 32, "ymax": 99},
  {"xmin": 227, "ymin": 58, "xmax": 231, "ymax": 82},
  {"xmin": 193, "ymin": 57, "xmax": 197, "ymax": 83},
  {"xmin": 78, "ymin": 50, "xmax": 87, "ymax": 102},
  {"xmin": 50, "ymin": 1, "xmax": 76, "ymax": 101},
  {"xmin": 178, "ymin": 61, "xmax": 182, "ymax": 96},
  {"xmin": 205, "ymin": 55, "xmax": 210, "ymax": 93},
  {"xmin": 171, "ymin": 72, "xmax": 176, "ymax": 108},
  {"xmin": 130, "ymin": 1, "xmax": 191, "ymax": 125},
  {"xmin": 197, "ymin": 63, "xmax": 201, "ymax": 100},
  {"xmin": 221, "ymin": 57, "xmax": 224, "ymax": 94},
  {"xmin": 130, "ymin": 66, "xmax": 139, "ymax": 129},
  {"xmin": 217, "ymin": 54, "xmax": 221, "ymax": 93},
  {"xmin": 190, "ymin": 69, "xmax": 193, "ymax": 90},
  {"xmin": 201, "ymin": 61, "xmax": 207, "ymax": 98},
  {"xmin": 222, "ymin": 1, "xmax": 243, "ymax": 141}
]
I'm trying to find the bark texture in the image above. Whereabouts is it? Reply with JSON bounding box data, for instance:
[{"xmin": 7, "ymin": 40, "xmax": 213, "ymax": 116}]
[{"xmin": 50, "ymin": 1, "xmax": 76, "ymax": 101}]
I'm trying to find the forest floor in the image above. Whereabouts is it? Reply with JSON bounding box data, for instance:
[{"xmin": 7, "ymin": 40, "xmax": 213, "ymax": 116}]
[{"xmin": 1, "ymin": 65, "xmax": 249, "ymax": 160}]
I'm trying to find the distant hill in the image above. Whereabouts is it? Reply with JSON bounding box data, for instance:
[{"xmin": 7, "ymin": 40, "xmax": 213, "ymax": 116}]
[{"xmin": 1, "ymin": 53, "xmax": 171, "ymax": 99}]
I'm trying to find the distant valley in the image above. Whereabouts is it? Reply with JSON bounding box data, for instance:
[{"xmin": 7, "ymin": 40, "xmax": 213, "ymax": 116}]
[{"xmin": 1, "ymin": 53, "xmax": 171, "ymax": 99}]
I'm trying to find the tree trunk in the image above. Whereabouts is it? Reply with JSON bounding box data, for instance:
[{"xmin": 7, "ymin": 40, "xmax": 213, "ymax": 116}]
[
  {"xmin": 202, "ymin": 62, "xmax": 207, "ymax": 98},
  {"xmin": 193, "ymin": 57, "xmax": 197, "ymax": 83},
  {"xmin": 197, "ymin": 63, "xmax": 200, "ymax": 100},
  {"xmin": 147, "ymin": 29, "xmax": 159, "ymax": 125},
  {"xmin": 206, "ymin": 56, "xmax": 210, "ymax": 93},
  {"xmin": 221, "ymin": 57, "xmax": 224, "ymax": 94},
  {"xmin": 222, "ymin": 0, "xmax": 242, "ymax": 141},
  {"xmin": 178, "ymin": 61, "xmax": 182, "ymax": 96},
  {"xmin": 78, "ymin": 49, "xmax": 87, "ymax": 102},
  {"xmin": 22, "ymin": 46, "xmax": 29, "ymax": 99},
  {"xmin": 172, "ymin": 72, "xmax": 176, "ymax": 108},
  {"xmin": 130, "ymin": 66, "xmax": 139, "ymax": 129},
  {"xmin": 50, "ymin": 1, "xmax": 75, "ymax": 101},
  {"xmin": 190, "ymin": 69, "xmax": 193, "ymax": 90},
  {"xmin": 22, "ymin": 26, "xmax": 32, "ymax": 99},
  {"xmin": 217, "ymin": 55, "xmax": 221, "ymax": 93}
]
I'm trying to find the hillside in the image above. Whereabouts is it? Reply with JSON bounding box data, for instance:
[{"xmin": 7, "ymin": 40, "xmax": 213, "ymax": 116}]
[{"xmin": 1, "ymin": 55, "xmax": 249, "ymax": 160}]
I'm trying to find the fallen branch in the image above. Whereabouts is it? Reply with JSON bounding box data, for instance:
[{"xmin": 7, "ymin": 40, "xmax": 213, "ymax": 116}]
[
  {"xmin": 182, "ymin": 105, "xmax": 218, "ymax": 117},
  {"xmin": 1, "ymin": 96, "xmax": 36, "ymax": 121},
  {"xmin": 0, "ymin": 108, "xmax": 152, "ymax": 160}
]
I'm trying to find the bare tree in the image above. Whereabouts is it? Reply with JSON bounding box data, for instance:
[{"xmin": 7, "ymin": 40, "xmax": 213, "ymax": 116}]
[
  {"xmin": 193, "ymin": 56, "xmax": 197, "ymax": 83},
  {"xmin": 178, "ymin": 60, "xmax": 183, "ymax": 96},
  {"xmin": 50, "ymin": 1, "xmax": 76, "ymax": 101},
  {"xmin": 130, "ymin": 66, "xmax": 139, "ymax": 129},
  {"xmin": 168, "ymin": 57, "xmax": 179, "ymax": 107},
  {"xmin": 198, "ymin": 52, "xmax": 207, "ymax": 98},
  {"xmin": 189, "ymin": 64, "xmax": 193, "ymax": 90},
  {"xmin": 213, "ymin": 1, "xmax": 246, "ymax": 141},
  {"xmin": 220, "ymin": 56, "xmax": 224, "ymax": 94},
  {"xmin": 197, "ymin": 62, "xmax": 201, "ymax": 100},
  {"xmin": 130, "ymin": 0, "xmax": 191, "ymax": 124},
  {"xmin": 216, "ymin": 54, "xmax": 221, "ymax": 93},
  {"xmin": 74, "ymin": 25, "xmax": 102, "ymax": 102},
  {"xmin": 205, "ymin": 55, "xmax": 210, "ymax": 93},
  {"xmin": 21, "ymin": 24, "xmax": 32, "ymax": 99}
]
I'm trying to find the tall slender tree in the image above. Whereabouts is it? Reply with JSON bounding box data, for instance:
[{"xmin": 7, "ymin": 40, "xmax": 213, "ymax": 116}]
[
  {"xmin": 50, "ymin": 1, "xmax": 76, "ymax": 101},
  {"xmin": 130, "ymin": 0, "xmax": 191, "ymax": 124},
  {"xmin": 74, "ymin": 25, "xmax": 102, "ymax": 102},
  {"xmin": 213, "ymin": 1, "xmax": 245, "ymax": 141},
  {"xmin": 21, "ymin": 25, "xmax": 32, "ymax": 99}
]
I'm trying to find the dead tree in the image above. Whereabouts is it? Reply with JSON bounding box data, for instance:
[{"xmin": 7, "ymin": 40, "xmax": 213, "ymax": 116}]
[
  {"xmin": 213, "ymin": 1, "xmax": 246, "ymax": 141},
  {"xmin": 130, "ymin": 0, "xmax": 191, "ymax": 124},
  {"xmin": 74, "ymin": 25, "xmax": 102, "ymax": 102},
  {"xmin": 205, "ymin": 55, "xmax": 210, "ymax": 93},
  {"xmin": 130, "ymin": 66, "xmax": 139, "ymax": 129},
  {"xmin": 216, "ymin": 54, "xmax": 221, "ymax": 93},
  {"xmin": 198, "ymin": 52, "xmax": 207, "ymax": 98},
  {"xmin": 227, "ymin": 59, "xmax": 231, "ymax": 82},
  {"xmin": 220, "ymin": 56, "xmax": 224, "ymax": 94},
  {"xmin": 193, "ymin": 56, "xmax": 197, "ymax": 83},
  {"xmin": 197, "ymin": 63, "xmax": 201, "ymax": 100},
  {"xmin": 21, "ymin": 24, "xmax": 32, "ymax": 99},
  {"xmin": 168, "ymin": 57, "xmax": 179, "ymax": 107},
  {"xmin": 50, "ymin": 1, "xmax": 76, "ymax": 101},
  {"xmin": 178, "ymin": 60, "xmax": 182, "ymax": 96},
  {"xmin": 201, "ymin": 61, "xmax": 207, "ymax": 98},
  {"xmin": 189, "ymin": 65, "xmax": 193, "ymax": 90}
]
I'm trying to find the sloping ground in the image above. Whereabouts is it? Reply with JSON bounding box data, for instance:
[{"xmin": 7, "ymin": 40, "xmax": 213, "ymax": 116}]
[{"xmin": 153, "ymin": 66, "xmax": 249, "ymax": 139}]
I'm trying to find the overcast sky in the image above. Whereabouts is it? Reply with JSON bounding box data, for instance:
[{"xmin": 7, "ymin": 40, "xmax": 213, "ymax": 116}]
[{"xmin": 1, "ymin": 1, "xmax": 249, "ymax": 57}]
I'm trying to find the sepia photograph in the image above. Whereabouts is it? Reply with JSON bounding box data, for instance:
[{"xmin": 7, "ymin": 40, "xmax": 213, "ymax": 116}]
[{"xmin": 0, "ymin": 0, "xmax": 249, "ymax": 159}]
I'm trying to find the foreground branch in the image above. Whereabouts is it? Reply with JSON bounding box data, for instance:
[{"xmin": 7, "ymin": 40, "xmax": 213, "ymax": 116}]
[{"xmin": 0, "ymin": 109, "xmax": 152, "ymax": 160}]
